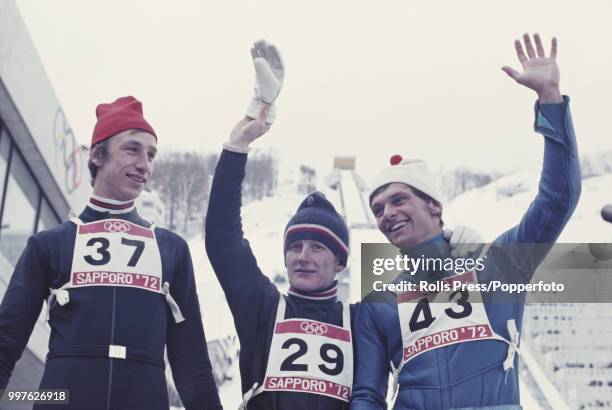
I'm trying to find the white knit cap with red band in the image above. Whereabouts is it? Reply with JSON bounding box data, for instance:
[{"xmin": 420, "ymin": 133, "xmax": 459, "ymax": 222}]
[{"xmin": 369, "ymin": 154, "xmax": 444, "ymax": 205}]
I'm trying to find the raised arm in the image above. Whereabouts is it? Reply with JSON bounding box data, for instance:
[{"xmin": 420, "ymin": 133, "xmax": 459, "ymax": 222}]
[
  {"xmin": 204, "ymin": 40, "xmax": 284, "ymax": 341},
  {"xmin": 498, "ymin": 34, "xmax": 581, "ymax": 277},
  {"xmin": 204, "ymin": 111, "xmax": 278, "ymax": 341}
]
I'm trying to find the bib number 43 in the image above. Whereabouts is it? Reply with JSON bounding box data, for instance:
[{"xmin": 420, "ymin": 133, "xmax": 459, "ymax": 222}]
[{"xmin": 409, "ymin": 290, "xmax": 472, "ymax": 332}]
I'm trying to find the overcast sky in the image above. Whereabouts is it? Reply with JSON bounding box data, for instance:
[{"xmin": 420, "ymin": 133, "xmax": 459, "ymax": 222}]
[{"xmin": 14, "ymin": 0, "xmax": 612, "ymax": 183}]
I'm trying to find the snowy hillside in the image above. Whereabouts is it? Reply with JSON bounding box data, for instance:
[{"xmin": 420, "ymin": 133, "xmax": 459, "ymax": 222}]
[{"xmin": 444, "ymin": 172, "xmax": 612, "ymax": 243}]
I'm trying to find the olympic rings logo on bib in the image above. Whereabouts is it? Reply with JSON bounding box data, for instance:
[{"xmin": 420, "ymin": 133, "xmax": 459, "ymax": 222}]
[
  {"xmin": 103, "ymin": 221, "xmax": 131, "ymax": 233},
  {"xmin": 300, "ymin": 321, "xmax": 328, "ymax": 336}
]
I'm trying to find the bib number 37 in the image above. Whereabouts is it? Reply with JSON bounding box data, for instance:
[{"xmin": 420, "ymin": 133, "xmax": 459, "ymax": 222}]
[{"xmin": 84, "ymin": 237, "xmax": 145, "ymax": 267}]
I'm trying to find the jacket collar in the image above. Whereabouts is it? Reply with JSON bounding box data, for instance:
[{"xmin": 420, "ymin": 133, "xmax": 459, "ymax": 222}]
[
  {"xmin": 288, "ymin": 280, "xmax": 338, "ymax": 302},
  {"xmin": 79, "ymin": 204, "xmax": 149, "ymax": 227},
  {"xmin": 400, "ymin": 233, "xmax": 451, "ymax": 259},
  {"xmin": 88, "ymin": 194, "xmax": 135, "ymax": 214}
]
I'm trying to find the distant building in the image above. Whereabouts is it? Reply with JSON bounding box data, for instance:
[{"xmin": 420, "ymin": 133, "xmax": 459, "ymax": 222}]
[
  {"xmin": 0, "ymin": 2, "xmax": 181, "ymax": 407},
  {"xmin": 1, "ymin": 1, "xmax": 91, "ymax": 403}
]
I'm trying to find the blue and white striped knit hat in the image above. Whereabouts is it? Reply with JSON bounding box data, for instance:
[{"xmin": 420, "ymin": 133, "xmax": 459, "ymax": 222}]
[{"xmin": 284, "ymin": 191, "xmax": 349, "ymax": 266}]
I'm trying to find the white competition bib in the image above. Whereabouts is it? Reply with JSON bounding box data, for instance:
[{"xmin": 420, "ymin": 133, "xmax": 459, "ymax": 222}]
[
  {"xmin": 46, "ymin": 217, "xmax": 185, "ymax": 324},
  {"xmin": 239, "ymin": 295, "xmax": 353, "ymax": 407},
  {"xmin": 389, "ymin": 246, "xmax": 520, "ymax": 402},
  {"xmin": 70, "ymin": 218, "xmax": 163, "ymax": 293},
  {"xmin": 398, "ymin": 270, "xmax": 499, "ymax": 364}
]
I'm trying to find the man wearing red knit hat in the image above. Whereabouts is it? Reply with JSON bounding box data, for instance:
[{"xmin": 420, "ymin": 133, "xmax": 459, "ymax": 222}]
[{"xmin": 0, "ymin": 96, "xmax": 222, "ymax": 409}]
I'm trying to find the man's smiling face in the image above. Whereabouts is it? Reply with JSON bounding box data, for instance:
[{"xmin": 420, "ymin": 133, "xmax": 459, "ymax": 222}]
[
  {"xmin": 370, "ymin": 183, "xmax": 442, "ymax": 249},
  {"xmin": 92, "ymin": 129, "xmax": 157, "ymax": 201}
]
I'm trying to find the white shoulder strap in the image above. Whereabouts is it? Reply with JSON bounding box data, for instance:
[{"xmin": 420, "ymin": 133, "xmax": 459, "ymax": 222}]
[
  {"xmin": 69, "ymin": 215, "xmax": 83, "ymax": 226},
  {"xmin": 342, "ymin": 302, "xmax": 351, "ymax": 330},
  {"xmin": 238, "ymin": 382, "xmax": 265, "ymax": 410},
  {"xmin": 477, "ymin": 242, "xmax": 493, "ymax": 259},
  {"xmin": 275, "ymin": 294, "xmax": 287, "ymax": 323}
]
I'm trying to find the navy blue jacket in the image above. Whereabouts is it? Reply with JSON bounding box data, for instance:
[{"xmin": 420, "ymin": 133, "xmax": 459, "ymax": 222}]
[
  {"xmin": 205, "ymin": 150, "xmax": 356, "ymax": 410},
  {"xmin": 0, "ymin": 206, "xmax": 222, "ymax": 410},
  {"xmin": 350, "ymin": 97, "xmax": 581, "ymax": 409}
]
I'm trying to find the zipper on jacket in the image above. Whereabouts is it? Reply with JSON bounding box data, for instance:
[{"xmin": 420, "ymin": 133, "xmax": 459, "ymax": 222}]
[
  {"xmin": 106, "ymin": 287, "xmax": 117, "ymax": 410},
  {"xmin": 438, "ymin": 347, "xmax": 451, "ymax": 408}
]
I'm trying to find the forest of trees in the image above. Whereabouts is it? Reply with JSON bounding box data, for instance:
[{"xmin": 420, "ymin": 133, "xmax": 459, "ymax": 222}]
[
  {"xmin": 148, "ymin": 150, "xmax": 277, "ymax": 238},
  {"xmin": 147, "ymin": 149, "xmax": 612, "ymax": 238},
  {"xmin": 441, "ymin": 167, "xmax": 501, "ymax": 200}
]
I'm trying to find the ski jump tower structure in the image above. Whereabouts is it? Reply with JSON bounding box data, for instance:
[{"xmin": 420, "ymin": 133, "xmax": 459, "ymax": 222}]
[{"xmin": 323, "ymin": 156, "xmax": 383, "ymax": 304}]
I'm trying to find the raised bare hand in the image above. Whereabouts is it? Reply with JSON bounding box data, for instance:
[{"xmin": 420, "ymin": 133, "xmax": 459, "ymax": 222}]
[{"xmin": 502, "ymin": 33, "xmax": 562, "ymax": 103}]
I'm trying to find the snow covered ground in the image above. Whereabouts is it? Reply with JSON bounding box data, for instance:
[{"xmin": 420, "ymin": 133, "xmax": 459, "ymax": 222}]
[
  {"xmin": 190, "ymin": 169, "xmax": 612, "ymax": 408},
  {"xmin": 444, "ymin": 172, "xmax": 612, "ymax": 243}
]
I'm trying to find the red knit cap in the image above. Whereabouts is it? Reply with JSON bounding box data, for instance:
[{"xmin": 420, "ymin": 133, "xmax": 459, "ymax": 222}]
[{"xmin": 91, "ymin": 96, "xmax": 156, "ymax": 147}]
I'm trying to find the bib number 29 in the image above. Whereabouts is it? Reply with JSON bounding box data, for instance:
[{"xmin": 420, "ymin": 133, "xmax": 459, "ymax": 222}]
[
  {"xmin": 280, "ymin": 338, "xmax": 344, "ymax": 376},
  {"xmin": 84, "ymin": 237, "xmax": 145, "ymax": 267}
]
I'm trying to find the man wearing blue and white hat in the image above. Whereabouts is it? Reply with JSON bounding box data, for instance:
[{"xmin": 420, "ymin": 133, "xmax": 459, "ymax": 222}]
[
  {"xmin": 206, "ymin": 38, "xmax": 358, "ymax": 410},
  {"xmin": 351, "ymin": 33, "xmax": 581, "ymax": 409},
  {"xmin": 207, "ymin": 150, "xmax": 356, "ymax": 407}
]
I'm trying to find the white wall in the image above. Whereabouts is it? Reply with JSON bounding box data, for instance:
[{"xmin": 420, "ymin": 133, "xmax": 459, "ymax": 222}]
[{"xmin": 0, "ymin": 0, "xmax": 90, "ymax": 212}]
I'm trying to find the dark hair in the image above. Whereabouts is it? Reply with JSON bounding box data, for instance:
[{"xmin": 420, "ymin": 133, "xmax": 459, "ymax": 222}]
[
  {"xmin": 370, "ymin": 183, "xmax": 444, "ymax": 227},
  {"xmin": 88, "ymin": 139, "xmax": 109, "ymax": 186}
]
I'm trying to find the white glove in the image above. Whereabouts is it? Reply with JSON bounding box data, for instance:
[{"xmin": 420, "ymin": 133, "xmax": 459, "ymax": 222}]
[
  {"xmin": 443, "ymin": 225, "xmax": 484, "ymax": 257},
  {"xmin": 245, "ymin": 39, "xmax": 284, "ymax": 124}
]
